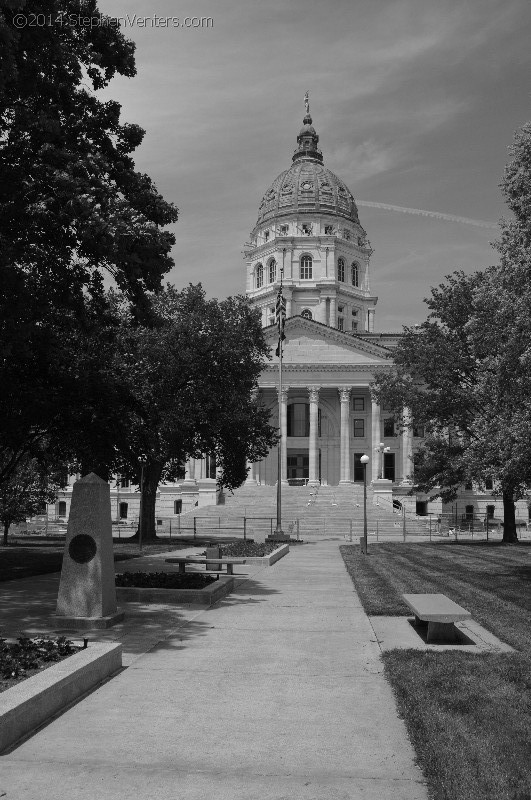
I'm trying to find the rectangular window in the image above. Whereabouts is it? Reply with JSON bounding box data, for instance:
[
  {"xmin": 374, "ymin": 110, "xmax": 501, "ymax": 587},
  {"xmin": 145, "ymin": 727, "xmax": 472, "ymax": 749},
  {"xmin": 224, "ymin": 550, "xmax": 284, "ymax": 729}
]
[
  {"xmin": 287, "ymin": 403, "xmax": 309, "ymax": 437},
  {"xmin": 337, "ymin": 317, "xmax": 344, "ymax": 331},
  {"xmin": 119, "ymin": 502, "xmax": 128, "ymax": 520},
  {"xmin": 174, "ymin": 500, "xmax": 182, "ymax": 515},
  {"xmin": 264, "ymin": 230, "xmax": 269, "ymax": 241},
  {"xmin": 485, "ymin": 477, "xmax": 493, "ymax": 490},
  {"xmin": 383, "ymin": 417, "xmax": 395, "ymax": 437},
  {"xmin": 351, "ymin": 321, "xmax": 358, "ymax": 331},
  {"xmin": 383, "ymin": 452, "xmax": 395, "ymax": 481},
  {"xmin": 352, "ymin": 397, "xmax": 365, "ymax": 411},
  {"xmin": 353, "ymin": 453, "xmax": 365, "ymax": 481},
  {"xmin": 206, "ymin": 454, "xmax": 216, "ymax": 479},
  {"xmin": 465, "ymin": 504, "xmax": 474, "ymax": 520},
  {"xmin": 279, "ymin": 225, "xmax": 288, "ymax": 235},
  {"xmin": 416, "ymin": 501, "xmax": 428, "ymax": 516},
  {"xmin": 353, "ymin": 419, "xmax": 365, "ymax": 437},
  {"xmin": 486, "ymin": 504, "xmax": 495, "ymax": 519}
]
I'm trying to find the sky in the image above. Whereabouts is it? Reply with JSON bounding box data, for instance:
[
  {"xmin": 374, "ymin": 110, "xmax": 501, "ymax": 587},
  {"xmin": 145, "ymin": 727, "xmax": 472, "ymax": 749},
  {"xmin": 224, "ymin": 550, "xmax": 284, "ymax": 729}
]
[{"xmin": 99, "ymin": 0, "xmax": 531, "ymax": 331}]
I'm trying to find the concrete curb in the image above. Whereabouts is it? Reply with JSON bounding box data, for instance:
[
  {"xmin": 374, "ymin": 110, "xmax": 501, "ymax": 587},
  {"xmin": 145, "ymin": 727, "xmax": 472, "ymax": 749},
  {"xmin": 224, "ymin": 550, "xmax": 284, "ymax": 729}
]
[
  {"xmin": 243, "ymin": 543, "xmax": 290, "ymax": 565},
  {"xmin": 0, "ymin": 642, "xmax": 122, "ymax": 754},
  {"xmin": 116, "ymin": 575, "xmax": 234, "ymax": 605}
]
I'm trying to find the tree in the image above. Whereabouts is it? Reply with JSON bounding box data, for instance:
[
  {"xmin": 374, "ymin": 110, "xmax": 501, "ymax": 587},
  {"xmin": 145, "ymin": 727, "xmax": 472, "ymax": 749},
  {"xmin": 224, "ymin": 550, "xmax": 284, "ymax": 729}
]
[
  {"xmin": 371, "ymin": 120, "xmax": 531, "ymax": 543},
  {"xmin": 0, "ymin": 453, "xmax": 63, "ymax": 545},
  {"xmin": 0, "ymin": 0, "xmax": 178, "ymax": 487},
  {"xmin": 68, "ymin": 285, "xmax": 278, "ymax": 540}
]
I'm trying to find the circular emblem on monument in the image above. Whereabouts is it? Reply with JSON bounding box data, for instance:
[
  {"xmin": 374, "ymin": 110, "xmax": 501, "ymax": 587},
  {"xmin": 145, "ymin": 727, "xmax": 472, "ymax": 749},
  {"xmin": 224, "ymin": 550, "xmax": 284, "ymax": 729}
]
[{"xmin": 69, "ymin": 534, "xmax": 97, "ymax": 564}]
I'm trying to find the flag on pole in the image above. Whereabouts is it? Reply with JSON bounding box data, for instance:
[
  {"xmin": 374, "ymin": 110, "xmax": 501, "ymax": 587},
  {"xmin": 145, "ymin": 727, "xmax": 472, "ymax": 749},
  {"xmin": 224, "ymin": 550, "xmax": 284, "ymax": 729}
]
[{"xmin": 275, "ymin": 285, "xmax": 286, "ymax": 357}]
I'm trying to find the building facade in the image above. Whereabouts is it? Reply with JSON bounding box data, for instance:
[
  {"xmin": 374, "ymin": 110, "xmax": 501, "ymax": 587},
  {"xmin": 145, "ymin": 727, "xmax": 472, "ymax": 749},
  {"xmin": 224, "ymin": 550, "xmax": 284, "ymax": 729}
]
[{"xmin": 48, "ymin": 99, "xmax": 528, "ymax": 527}]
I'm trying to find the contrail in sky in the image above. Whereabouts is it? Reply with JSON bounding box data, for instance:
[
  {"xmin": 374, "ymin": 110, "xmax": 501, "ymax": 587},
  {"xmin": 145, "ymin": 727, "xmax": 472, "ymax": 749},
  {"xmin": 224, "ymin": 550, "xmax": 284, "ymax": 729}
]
[{"xmin": 357, "ymin": 200, "xmax": 498, "ymax": 230}]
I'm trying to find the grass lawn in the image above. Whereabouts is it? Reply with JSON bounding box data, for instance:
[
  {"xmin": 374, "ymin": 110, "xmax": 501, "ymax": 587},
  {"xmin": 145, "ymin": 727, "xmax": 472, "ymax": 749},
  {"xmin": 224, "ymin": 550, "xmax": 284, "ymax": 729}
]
[{"xmin": 340, "ymin": 541, "xmax": 531, "ymax": 800}]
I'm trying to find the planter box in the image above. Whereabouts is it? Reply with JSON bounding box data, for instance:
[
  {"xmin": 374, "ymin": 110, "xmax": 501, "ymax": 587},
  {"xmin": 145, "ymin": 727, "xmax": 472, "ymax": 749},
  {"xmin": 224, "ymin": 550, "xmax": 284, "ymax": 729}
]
[
  {"xmin": 0, "ymin": 642, "xmax": 122, "ymax": 754},
  {"xmin": 242, "ymin": 544, "xmax": 289, "ymax": 566},
  {"xmin": 116, "ymin": 575, "xmax": 234, "ymax": 606}
]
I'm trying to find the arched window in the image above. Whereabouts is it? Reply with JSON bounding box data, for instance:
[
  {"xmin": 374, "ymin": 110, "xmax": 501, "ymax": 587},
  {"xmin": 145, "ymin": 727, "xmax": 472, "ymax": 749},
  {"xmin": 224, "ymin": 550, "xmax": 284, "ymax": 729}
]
[
  {"xmin": 301, "ymin": 309, "xmax": 312, "ymax": 319},
  {"xmin": 268, "ymin": 259, "xmax": 276, "ymax": 283},
  {"xmin": 337, "ymin": 258, "xmax": 345, "ymax": 282},
  {"xmin": 255, "ymin": 263, "xmax": 263, "ymax": 288},
  {"xmin": 351, "ymin": 262, "xmax": 359, "ymax": 287},
  {"xmin": 300, "ymin": 254, "xmax": 312, "ymax": 280},
  {"xmin": 119, "ymin": 502, "xmax": 128, "ymax": 520}
]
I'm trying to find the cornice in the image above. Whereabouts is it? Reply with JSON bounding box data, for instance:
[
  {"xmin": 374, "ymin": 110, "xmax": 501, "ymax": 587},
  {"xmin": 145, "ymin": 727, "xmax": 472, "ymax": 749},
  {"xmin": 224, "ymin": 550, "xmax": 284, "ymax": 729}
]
[{"xmin": 261, "ymin": 362, "xmax": 393, "ymax": 373}]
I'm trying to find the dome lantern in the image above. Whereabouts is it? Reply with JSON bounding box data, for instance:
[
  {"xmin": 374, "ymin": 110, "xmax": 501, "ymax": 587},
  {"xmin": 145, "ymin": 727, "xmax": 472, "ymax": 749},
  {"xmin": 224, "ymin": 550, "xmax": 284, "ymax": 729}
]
[{"xmin": 293, "ymin": 91, "xmax": 323, "ymax": 164}]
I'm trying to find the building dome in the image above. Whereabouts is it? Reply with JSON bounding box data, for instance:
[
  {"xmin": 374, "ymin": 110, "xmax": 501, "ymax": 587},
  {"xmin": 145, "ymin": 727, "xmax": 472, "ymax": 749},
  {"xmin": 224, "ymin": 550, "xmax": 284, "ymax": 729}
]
[
  {"xmin": 254, "ymin": 97, "xmax": 360, "ymax": 229},
  {"xmin": 255, "ymin": 159, "xmax": 360, "ymax": 228}
]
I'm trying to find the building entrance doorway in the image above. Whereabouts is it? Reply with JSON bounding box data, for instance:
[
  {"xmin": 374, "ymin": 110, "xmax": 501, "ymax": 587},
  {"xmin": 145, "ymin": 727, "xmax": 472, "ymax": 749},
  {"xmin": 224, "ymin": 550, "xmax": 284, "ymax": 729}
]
[{"xmin": 287, "ymin": 451, "xmax": 309, "ymax": 482}]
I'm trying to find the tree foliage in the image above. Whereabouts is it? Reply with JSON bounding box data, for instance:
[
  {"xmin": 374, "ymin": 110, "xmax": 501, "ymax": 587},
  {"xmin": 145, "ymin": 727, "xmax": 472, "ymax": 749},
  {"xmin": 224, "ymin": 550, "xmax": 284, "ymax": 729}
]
[
  {"xmin": 67, "ymin": 285, "xmax": 278, "ymax": 540},
  {"xmin": 0, "ymin": 0, "xmax": 178, "ymax": 486},
  {"xmin": 372, "ymin": 121, "xmax": 531, "ymax": 543},
  {"xmin": 0, "ymin": 452, "xmax": 63, "ymax": 544}
]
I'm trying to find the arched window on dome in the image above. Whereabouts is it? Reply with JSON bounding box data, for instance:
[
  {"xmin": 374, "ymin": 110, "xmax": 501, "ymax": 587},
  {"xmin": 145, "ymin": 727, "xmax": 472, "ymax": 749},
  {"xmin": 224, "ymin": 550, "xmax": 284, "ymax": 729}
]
[
  {"xmin": 255, "ymin": 263, "xmax": 263, "ymax": 289},
  {"xmin": 337, "ymin": 258, "xmax": 345, "ymax": 282},
  {"xmin": 351, "ymin": 262, "xmax": 360, "ymax": 288},
  {"xmin": 300, "ymin": 255, "xmax": 313, "ymax": 280},
  {"xmin": 268, "ymin": 259, "xmax": 277, "ymax": 283},
  {"xmin": 301, "ymin": 309, "xmax": 312, "ymax": 320}
]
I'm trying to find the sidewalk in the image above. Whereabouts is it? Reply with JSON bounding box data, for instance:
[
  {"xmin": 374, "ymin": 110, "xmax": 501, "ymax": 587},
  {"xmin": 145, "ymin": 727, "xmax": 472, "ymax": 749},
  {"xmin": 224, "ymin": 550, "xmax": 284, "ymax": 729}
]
[{"xmin": 0, "ymin": 539, "xmax": 428, "ymax": 800}]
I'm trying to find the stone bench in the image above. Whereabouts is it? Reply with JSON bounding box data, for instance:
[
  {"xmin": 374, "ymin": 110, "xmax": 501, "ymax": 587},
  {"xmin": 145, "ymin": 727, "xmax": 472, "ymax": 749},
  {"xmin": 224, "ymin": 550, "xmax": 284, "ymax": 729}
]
[
  {"xmin": 165, "ymin": 557, "xmax": 247, "ymax": 575},
  {"xmin": 402, "ymin": 593, "xmax": 472, "ymax": 643}
]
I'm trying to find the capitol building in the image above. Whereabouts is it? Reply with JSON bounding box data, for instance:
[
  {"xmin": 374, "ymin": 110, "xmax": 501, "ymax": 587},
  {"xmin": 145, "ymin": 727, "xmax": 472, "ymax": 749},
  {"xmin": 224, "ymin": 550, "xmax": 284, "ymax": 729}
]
[{"xmin": 51, "ymin": 100, "xmax": 523, "ymax": 527}]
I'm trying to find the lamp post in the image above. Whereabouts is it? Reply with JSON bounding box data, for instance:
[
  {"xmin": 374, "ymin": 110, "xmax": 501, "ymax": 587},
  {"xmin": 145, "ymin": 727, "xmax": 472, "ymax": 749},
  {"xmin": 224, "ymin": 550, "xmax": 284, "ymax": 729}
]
[
  {"xmin": 376, "ymin": 442, "xmax": 391, "ymax": 480},
  {"xmin": 360, "ymin": 454, "xmax": 370, "ymax": 554}
]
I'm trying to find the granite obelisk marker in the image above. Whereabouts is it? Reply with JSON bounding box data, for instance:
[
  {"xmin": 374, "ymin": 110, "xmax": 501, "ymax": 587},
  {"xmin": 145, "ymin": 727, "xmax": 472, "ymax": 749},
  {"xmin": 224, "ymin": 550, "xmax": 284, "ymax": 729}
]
[{"xmin": 55, "ymin": 473, "xmax": 124, "ymax": 628}]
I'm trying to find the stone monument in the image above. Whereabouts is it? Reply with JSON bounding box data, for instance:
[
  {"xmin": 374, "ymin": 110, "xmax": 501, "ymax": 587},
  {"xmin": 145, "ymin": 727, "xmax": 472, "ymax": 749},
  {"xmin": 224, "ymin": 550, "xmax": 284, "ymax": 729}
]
[{"xmin": 55, "ymin": 473, "xmax": 124, "ymax": 629}]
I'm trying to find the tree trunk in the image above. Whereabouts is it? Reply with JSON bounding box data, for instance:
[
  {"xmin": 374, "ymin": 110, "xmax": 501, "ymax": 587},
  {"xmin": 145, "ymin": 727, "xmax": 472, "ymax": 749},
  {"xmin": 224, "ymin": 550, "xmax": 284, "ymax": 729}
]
[
  {"xmin": 135, "ymin": 460, "xmax": 164, "ymax": 543},
  {"xmin": 502, "ymin": 489, "xmax": 518, "ymax": 543},
  {"xmin": 3, "ymin": 521, "xmax": 10, "ymax": 546}
]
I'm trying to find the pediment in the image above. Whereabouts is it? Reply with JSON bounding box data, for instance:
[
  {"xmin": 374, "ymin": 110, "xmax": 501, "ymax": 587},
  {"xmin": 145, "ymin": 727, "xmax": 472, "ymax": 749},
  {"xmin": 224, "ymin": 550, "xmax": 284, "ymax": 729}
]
[{"xmin": 263, "ymin": 317, "xmax": 393, "ymax": 365}]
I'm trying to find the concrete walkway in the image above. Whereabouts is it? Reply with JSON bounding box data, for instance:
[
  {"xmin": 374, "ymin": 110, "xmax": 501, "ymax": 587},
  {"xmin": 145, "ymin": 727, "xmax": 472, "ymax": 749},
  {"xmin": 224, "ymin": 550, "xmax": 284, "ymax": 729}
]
[{"xmin": 0, "ymin": 540, "xmax": 428, "ymax": 800}]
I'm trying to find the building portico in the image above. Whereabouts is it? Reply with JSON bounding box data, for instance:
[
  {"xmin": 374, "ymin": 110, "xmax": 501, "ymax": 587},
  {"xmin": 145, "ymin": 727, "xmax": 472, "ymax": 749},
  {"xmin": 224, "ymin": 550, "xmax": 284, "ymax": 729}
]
[{"xmin": 247, "ymin": 316, "xmax": 415, "ymax": 488}]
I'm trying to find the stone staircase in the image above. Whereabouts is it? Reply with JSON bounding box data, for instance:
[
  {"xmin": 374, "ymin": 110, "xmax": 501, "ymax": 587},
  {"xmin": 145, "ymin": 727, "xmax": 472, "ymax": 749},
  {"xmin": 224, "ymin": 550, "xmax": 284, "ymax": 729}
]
[{"xmin": 181, "ymin": 483, "xmax": 430, "ymax": 540}]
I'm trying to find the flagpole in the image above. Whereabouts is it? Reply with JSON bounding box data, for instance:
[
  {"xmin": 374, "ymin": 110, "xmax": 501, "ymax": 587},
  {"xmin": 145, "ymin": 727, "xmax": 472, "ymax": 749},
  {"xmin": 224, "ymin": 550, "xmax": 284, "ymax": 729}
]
[
  {"xmin": 275, "ymin": 318, "xmax": 283, "ymax": 537},
  {"xmin": 269, "ymin": 262, "xmax": 289, "ymax": 541}
]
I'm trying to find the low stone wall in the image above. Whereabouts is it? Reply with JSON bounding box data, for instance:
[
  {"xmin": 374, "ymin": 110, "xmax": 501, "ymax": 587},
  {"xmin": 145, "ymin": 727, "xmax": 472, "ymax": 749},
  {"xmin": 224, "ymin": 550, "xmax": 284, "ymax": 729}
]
[
  {"xmin": 242, "ymin": 543, "xmax": 289, "ymax": 565},
  {"xmin": 116, "ymin": 575, "xmax": 234, "ymax": 605},
  {"xmin": 0, "ymin": 642, "xmax": 122, "ymax": 754}
]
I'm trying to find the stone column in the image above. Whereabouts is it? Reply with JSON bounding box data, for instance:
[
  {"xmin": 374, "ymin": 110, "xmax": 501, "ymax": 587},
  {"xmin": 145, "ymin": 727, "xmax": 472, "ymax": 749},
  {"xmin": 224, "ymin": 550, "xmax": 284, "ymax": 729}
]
[
  {"xmin": 245, "ymin": 459, "xmax": 256, "ymax": 484},
  {"xmin": 183, "ymin": 457, "xmax": 197, "ymax": 486},
  {"xmin": 371, "ymin": 399, "xmax": 380, "ymax": 482},
  {"xmin": 308, "ymin": 386, "xmax": 321, "ymax": 486},
  {"xmin": 401, "ymin": 407, "xmax": 414, "ymax": 484},
  {"xmin": 316, "ymin": 296, "xmax": 328, "ymax": 325},
  {"xmin": 367, "ymin": 308, "xmax": 375, "ymax": 332},
  {"xmin": 339, "ymin": 387, "xmax": 351, "ymax": 483},
  {"xmin": 330, "ymin": 295, "xmax": 337, "ymax": 329},
  {"xmin": 277, "ymin": 387, "xmax": 289, "ymax": 485},
  {"xmin": 285, "ymin": 288, "xmax": 293, "ymax": 318}
]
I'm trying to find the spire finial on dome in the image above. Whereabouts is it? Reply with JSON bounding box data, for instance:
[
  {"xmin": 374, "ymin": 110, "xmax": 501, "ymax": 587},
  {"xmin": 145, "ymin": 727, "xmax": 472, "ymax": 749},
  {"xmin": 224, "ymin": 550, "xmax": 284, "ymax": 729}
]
[{"xmin": 293, "ymin": 92, "xmax": 322, "ymax": 163}]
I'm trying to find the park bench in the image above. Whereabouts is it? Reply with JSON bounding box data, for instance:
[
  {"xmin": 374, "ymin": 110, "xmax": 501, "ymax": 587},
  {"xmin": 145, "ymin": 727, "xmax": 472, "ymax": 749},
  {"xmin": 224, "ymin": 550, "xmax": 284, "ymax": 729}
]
[
  {"xmin": 165, "ymin": 557, "xmax": 247, "ymax": 575},
  {"xmin": 402, "ymin": 593, "xmax": 472, "ymax": 643}
]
